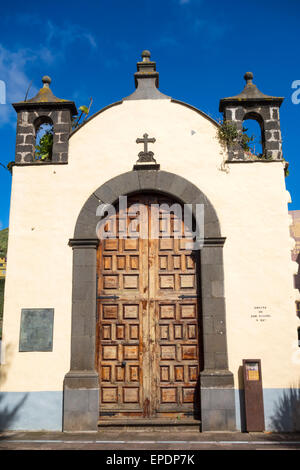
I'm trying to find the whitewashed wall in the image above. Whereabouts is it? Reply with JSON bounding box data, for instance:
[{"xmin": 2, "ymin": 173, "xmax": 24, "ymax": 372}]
[{"xmin": 1, "ymin": 99, "xmax": 299, "ymax": 394}]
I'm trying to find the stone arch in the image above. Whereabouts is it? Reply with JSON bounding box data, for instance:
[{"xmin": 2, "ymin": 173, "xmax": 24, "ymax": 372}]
[
  {"xmin": 243, "ymin": 111, "xmax": 265, "ymax": 156},
  {"xmin": 74, "ymin": 170, "xmax": 221, "ymax": 240},
  {"xmin": 63, "ymin": 170, "xmax": 236, "ymax": 433},
  {"xmin": 33, "ymin": 115, "xmax": 54, "ymax": 161}
]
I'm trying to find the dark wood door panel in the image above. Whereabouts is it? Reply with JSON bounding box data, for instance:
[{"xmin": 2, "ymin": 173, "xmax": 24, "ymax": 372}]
[
  {"xmin": 97, "ymin": 299, "xmax": 144, "ymax": 413},
  {"xmin": 96, "ymin": 201, "xmax": 148, "ymax": 416}
]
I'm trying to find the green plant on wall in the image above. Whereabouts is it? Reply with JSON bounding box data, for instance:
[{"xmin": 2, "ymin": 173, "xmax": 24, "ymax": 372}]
[
  {"xmin": 217, "ymin": 120, "xmax": 287, "ymax": 173},
  {"xmin": 1, "ymin": 98, "xmax": 93, "ymax": 170},
  {"xmin": 33, "ymin": 98, "xmax": 93, "ymax": 163},
  {"xmin": 72, "ymin": 99, "xmax": 93, "ymax": 129},
  {"xmin": 283, "ymin": 158, "xmax": 289, "ymax": 176},
  {"xmin": 217, "ymin": 120, "xmax": 239, "ymax": 147},
  {"xmin": 35, "ymin": 129, "xmax": 54, "ymax": 161},
  {"xmin": 240, "ymin": 125, "xmax": 255, "ymax": 152},
  {"xmin": 217, "ymin": 120, "xmax": 254, "ymax": 152}
]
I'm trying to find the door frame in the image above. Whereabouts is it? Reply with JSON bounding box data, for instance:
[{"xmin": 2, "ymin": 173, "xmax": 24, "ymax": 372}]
[{"xmin": 63, "ymin": 170, "xmax": 236, "ymax": 432}]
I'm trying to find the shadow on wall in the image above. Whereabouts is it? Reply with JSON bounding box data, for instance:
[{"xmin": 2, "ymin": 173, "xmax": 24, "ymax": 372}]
[
  {"xmin": 0, "ymin": 342, "xmax": 28, "ymax": 433},
  {"xmin": 238, "ymin": 364, "xmax": 300, "ymax": 432},
  {"xmin": 0, "ymin": 393, "xmax": 28, "ymax": 433},
  {"xmin": 270, "ymin": 386, "xmax": 300, "ymax": 432}
]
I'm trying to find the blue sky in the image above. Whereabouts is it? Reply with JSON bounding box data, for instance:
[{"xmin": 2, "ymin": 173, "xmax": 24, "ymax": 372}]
[{"xmin": 0, "ymin": 0, "xmax": 299, "ymax": 229}]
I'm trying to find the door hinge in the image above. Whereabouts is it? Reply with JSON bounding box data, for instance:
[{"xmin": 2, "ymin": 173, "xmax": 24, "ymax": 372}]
[
  {"xmin": 97, "ymin": 295, "xmax": 120, "ymax": 300},
  {"xmin": 178, "ymin": 294, "xmax": 199, "ymax": 299}
]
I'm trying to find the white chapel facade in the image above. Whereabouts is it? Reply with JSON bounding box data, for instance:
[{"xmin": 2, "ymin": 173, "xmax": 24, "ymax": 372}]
[{"xmin": 0, "ymin": 51, "xmax": 299, "ymax": 432}]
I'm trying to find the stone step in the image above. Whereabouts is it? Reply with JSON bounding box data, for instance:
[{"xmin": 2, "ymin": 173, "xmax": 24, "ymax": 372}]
[{"xmin": 98, "ymin": 418, "xmax": 201, "ymax": 432}]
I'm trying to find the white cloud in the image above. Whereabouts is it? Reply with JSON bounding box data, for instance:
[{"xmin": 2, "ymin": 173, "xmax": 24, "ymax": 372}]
[
  {"xmin": 0, "ymin": 45, "xmax": 38, "ymax": 126},
  {"xmin": 14, "ymin": 14, "xmax": 98, "ymax": 54},
  {"xmin": 45, "ymin": 20, "xmax": 97, "ymax": 54},
  {"xmin": 0, "ymin": 18, "xmax": 97, "ymax": 127}
]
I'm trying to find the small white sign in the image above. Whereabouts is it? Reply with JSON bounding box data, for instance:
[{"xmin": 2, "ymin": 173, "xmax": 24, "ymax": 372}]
[{"xmin": 251, "ymin": 306, "xmax": 271, "ymax": 322}]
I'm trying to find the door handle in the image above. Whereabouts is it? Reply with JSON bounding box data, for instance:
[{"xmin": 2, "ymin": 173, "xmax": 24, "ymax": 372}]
[{"xmin": 121, "ymin": 361, "xmax": 126, "ymax": 368}]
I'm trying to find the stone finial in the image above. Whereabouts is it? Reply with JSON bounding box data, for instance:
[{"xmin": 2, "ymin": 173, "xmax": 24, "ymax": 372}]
[
  {"xmin": 141, "ymin": 50, "xmax": 151, "ymax": 62},
  {"xmin": 123, "ymin": 49, "xmax": 169, "ymax": 101},
  {"xmin": 42, "ymin": 76, "xmax": 52, "ymax": 88},
  {"xmin": 244, "ymin": 72, "xmax": 253, "ymax": 84},
  {"xmin": 14, "ymin": 74, "xmax": 76, "ymax": 112},
  {"xmin": 220, "ymin": 71, "xmax": 284, "ymax": 107}
]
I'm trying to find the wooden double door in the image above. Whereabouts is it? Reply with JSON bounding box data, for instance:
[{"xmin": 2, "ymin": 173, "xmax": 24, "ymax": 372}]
[{"xmin": 96, "ymin": 194, "xmax": 202, "ymax": 420}]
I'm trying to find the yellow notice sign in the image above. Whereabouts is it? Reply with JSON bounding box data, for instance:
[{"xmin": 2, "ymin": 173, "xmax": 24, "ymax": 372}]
[{"xmin": 246, "ymin": 363, "xmax": 259, "ymax": 381}]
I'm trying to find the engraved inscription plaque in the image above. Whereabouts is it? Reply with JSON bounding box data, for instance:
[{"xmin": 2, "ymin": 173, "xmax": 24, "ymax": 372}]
[{"xmin": 19, "ymin": 309, "xmax": 54, "ymax": 352}]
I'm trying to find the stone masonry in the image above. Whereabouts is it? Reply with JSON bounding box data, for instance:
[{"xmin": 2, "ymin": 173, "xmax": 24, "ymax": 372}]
[
  {"xmin": 219, "ymin": 72, "xmax": 284, "ymax": 161},
  {"xmin": 13, "ymin": 76, "xmax": 77, "ymax": 164}
]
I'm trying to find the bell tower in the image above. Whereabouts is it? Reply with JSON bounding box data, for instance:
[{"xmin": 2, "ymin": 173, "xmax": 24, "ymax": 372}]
[
  {"xmin": 12, "ymin": 76, "xmax": 77, "ymax": 164},
  {"xmin": 219, "ymin": 72, "xmax": 284, "ymax": 161}
]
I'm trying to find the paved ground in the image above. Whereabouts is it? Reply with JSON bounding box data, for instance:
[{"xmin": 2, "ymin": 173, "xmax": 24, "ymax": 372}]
[{"xmin": 1, "ymin": 430, "xmax": 300, "ymax": 450}]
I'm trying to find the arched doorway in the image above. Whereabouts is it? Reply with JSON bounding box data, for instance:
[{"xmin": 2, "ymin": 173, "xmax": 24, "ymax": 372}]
[
  {"xmin": 63, "ymin": 170, "xmax": 235, "ymax": 432},
  {"xmin": 96, "ymin": 193, "xmax": 202, "ymax": 421}
]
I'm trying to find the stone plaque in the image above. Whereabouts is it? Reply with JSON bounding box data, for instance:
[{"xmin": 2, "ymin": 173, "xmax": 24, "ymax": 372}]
[{"xmin": 19, "ymin": 309, "xmax": 54, "ymax": 352}]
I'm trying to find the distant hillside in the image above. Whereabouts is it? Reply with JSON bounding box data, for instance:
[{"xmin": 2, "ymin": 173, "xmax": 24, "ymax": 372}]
[{"xmin": 0, "ymin": 228, "xmax": 8, "ymax": 257}]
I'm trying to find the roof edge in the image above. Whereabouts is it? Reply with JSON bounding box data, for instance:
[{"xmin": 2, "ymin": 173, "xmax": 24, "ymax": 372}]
[
  {"xmin": 219, "ymin": 96, "xmax": 284, "ymax": 112},
  {"xmin": 171, "ymin": 99, "xmax": 219, "ymax": 127},
  {"xmin": 69, "ymin": 100, "xmax": 123, "ymax": 138},
  {"xmin": 12, "ymin": 100, "xmax": 78, "ymax": 115}
]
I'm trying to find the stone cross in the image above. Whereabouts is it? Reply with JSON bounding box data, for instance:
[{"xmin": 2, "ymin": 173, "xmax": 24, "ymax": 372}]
[{"xmin": 136, "ymin": 133, "xmax": 156, "ymax": 162}]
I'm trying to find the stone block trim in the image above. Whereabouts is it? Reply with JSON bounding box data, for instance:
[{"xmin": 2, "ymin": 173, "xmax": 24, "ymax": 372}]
[
  {"xmin": 13, "ymin": 104, "xmax": 74, "ymax": 165},
  {"xmin": 74, "ymin": 170, "xmax": 221, "ymax": 239},
  {"xmin": 200, "ymin": 372, "xmax": 236, "ymax": 431},
  {"xmin": 201, "ymin": 388, "xmax": 236, "ymax": 431},
  {"xmin": 63, "ymin": 385, "xmax": 99, "ymax": 432},
  {"xmin": 221, "ymin": 103, "xmax": 283, "ymax": 161}
]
